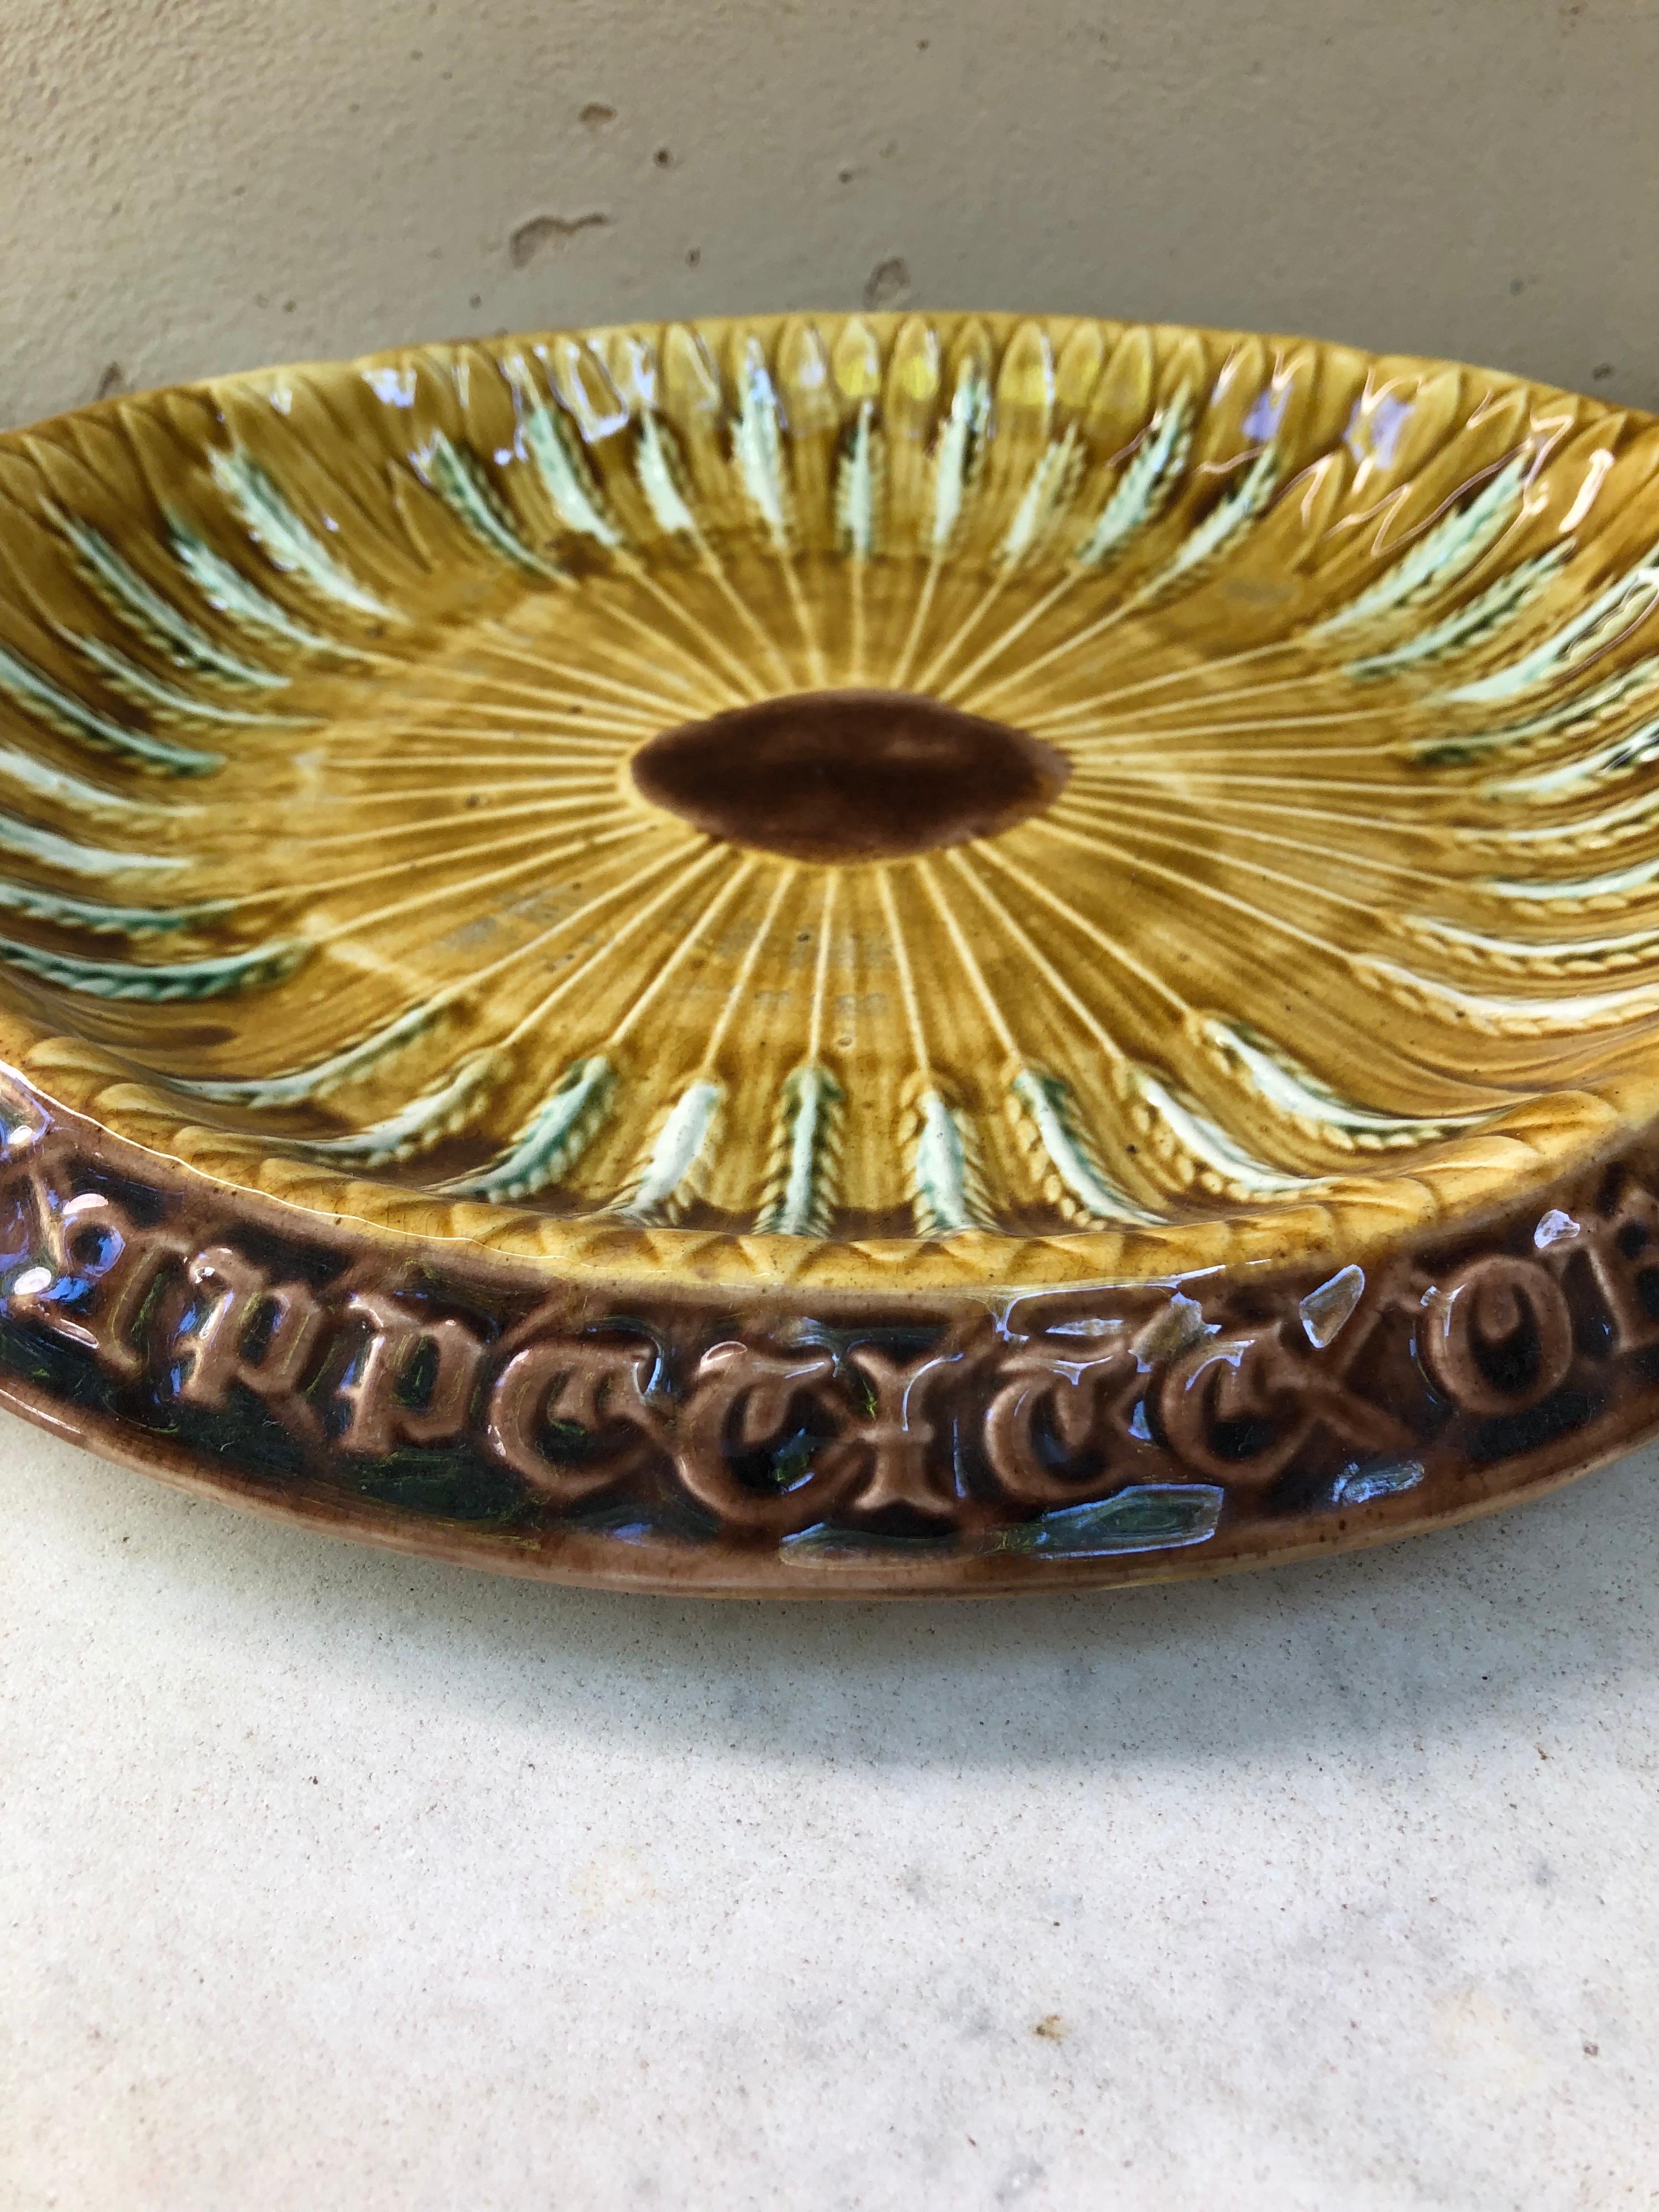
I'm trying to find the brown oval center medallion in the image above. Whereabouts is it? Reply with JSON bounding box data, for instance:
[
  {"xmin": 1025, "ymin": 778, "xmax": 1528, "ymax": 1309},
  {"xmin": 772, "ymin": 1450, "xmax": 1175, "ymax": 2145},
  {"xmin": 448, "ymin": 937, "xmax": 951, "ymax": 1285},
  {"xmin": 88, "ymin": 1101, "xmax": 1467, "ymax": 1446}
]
[{"xmin": 629, "ymin": 688, "xmax": 1072, "ymax": 863}]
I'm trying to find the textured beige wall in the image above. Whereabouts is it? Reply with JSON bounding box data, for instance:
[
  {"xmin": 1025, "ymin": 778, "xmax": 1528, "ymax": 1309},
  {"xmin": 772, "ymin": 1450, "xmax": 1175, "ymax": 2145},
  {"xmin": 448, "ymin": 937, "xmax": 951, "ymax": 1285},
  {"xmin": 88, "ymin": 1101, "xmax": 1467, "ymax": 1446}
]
[{"xmin": 3, "ymin": 0, "xmax": 1658, "ymax": 427}]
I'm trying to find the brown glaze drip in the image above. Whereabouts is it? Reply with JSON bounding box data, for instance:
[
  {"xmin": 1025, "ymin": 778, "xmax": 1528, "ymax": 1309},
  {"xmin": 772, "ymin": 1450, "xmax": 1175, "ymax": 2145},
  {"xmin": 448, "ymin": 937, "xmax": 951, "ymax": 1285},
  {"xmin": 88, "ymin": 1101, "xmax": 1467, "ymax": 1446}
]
[{"xmin": 629, "ymin": 689, "xmax": 1071, "ymax": 862}]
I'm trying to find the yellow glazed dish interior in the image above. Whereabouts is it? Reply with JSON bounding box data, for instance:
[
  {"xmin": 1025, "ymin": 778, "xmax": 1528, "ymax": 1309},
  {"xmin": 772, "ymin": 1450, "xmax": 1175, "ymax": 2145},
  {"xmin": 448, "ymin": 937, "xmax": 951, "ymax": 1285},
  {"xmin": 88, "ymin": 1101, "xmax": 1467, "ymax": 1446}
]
[{"xmin": 2, "ymin": 311, "xmax": 1658, "ymax": 1294}]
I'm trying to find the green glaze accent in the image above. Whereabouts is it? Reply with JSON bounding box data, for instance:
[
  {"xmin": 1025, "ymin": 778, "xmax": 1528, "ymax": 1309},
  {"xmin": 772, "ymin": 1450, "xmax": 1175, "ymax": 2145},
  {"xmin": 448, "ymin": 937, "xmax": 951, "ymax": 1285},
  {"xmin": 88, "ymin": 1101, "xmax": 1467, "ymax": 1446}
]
[
  {"xmin": 70, "ymin": 634, "xmax": 317, "ymax": 729},
  {"xmin": 627, "ymin": 1081, "xmax": 722, "ymax": 1219},
  {"xmin": 441, "ymin": 1056, "xmax": 615, "ymax": 1202},
  {"xmin": 1487, "ymin": 712, "xmax": 1659, "ymax": 799},
  {"xmin": 0, "ymin": 738, "xmax": 159, "ymax": 816},
  {"xmin": 1447, "ymin": 539, "xmax": 1659, "ymax": 704},
  {"xmin": 209, "ymin": 449, "xmax": 400, "ymax": 623},
  {"xmin": 413, "ymin": 432, "xmax": 560, "ymax": 578},
  {"xmin": 1412, "ymin": 655, "xmax": 1659, "ymax": 765},
  {"xmin": 175, "ymin": 1000, "xmax": 445, "ymax": 1107},
  {"xmin": 169, "ymin": 523, "xmax": 380, "ymax": 662},
  {"xmin": 1138, "ymin": 441, "xmax": 1279, "ymax": 598},
  {"xmin": 912, "ymin": 1088, "xmax": 976, "ymax": 1236},
  {"xmin": 1201, "ymin": 1019, "xmax": 1501, "ymax": 1150},
  {"xmin": 758, "ymin": 1063, "xmax": 843, "ymax": 1237},
  {"xmin": 0, "ymin": 808, "xmax": 181, "ymax": 878},
  {"xmin": 1000, "ymin": 430, "xmax": 1080, "ymax": 570},
  {"xmin": 0, "ymin": 312, "xmax": 1653, "ymax": 1290},
  {"xmin": 510, "ymin": 368, "xmax": 622, "ymax": 548},
  {"xmin": 1072, "ymin": 390, "xmax": 1192, "ymax": 568},
  {"xmin": 927, "ymin": 363, "xmax": 990, "ymax": 557},
  {"xmin": 1350, "ymin": 547, "xmax": 1570, "ymax": 679},
  {"xmin": 1485, "ymin": 854, "xmax": 1659, "ymax": 904},
  {"xmin": 835, "ymin": 404, "xmax": 879, "ymax": 560},
  {"xmin": 1126, "ymin": 1065, "xmax": 1316, "ymax": 1197},
  {"xmin": 290, "ymin": 1049, "xmax": 498, "ymax": 1164},
  {"xmin": 1360, "ymin": 957, "xmax": 1659, "ymax": 1036},
  {"xmin": 733, "ymin": 346, "xmax": 791, "ymax": 542},
  {"xmin": 0, "ymin": 933, "xmax": 306, "ymax": 1000},
  {"xmin": 51, "ymin": 510, "xmax": 286, "ymax": 688},
  {"xmin": 0, "ymin": 640, "xmax": 221, "ymax": 774},
  {"xmin": 1312, "ymin": 453, "xmax": 1529, "ymax": 637},
  {"xmin": 3, "ymin": 314, "xmax": 1659, "ymax": 1596},
  {"xmin": 1011, "ymin": 1068, "xmax": 1163, "ymax": 1223},
  {"xmin": 0, "ymin": 881, "xmax": 227, "ymax": 936},
  {"xmin": 633, "ymin": 413, "xmax": 697, "ymax": 539},
  {"xmin": 1408, "ymin": 911, "xmax": 1659, "ymax": 971},
  {"xmin": 1001, "ymin": 1485, "xmax": 1226, "ymax": 1556}
]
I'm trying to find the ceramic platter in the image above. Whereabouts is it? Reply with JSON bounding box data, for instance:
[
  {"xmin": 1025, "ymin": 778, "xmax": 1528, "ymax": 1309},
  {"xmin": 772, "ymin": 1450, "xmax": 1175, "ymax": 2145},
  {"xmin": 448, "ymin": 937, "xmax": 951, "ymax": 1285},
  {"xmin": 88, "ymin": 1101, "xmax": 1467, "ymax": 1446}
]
[{"xmin": 3, "ymin": 311, "xmax": 1659, "ymax": 1594}]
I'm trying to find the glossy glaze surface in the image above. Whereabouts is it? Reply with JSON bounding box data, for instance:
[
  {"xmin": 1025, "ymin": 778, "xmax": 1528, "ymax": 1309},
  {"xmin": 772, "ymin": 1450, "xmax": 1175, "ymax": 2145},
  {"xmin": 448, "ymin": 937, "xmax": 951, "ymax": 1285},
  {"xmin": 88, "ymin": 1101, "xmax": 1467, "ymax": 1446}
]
[
  {"xmin": 629, "ymin": 690, "xmax": 1071, "ymax": 863},
  {"xmin": 3, "ymin": 312, "xmax": 1659, "ymax": 1590}
]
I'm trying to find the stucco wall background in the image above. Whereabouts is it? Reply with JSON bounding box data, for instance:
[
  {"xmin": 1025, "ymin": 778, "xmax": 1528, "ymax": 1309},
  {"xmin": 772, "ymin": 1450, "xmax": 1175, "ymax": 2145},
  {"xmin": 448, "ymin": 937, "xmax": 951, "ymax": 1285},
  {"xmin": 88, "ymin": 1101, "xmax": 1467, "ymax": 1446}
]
[{"xmin": 4, "ymin": 0, "xmax": 1659, "ymax": 431}]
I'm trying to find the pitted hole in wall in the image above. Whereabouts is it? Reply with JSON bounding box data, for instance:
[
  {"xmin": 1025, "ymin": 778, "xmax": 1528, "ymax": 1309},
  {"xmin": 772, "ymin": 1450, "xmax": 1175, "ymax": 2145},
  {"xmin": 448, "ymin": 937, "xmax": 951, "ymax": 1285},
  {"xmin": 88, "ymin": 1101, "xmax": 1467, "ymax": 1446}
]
[
  {"xmin": 580, "ymin": 102, "xmax": 617, "ymax": 128},
  {"xmin": 863, "ymin": 256, "xmax": 912, "ymax": 310},
  {"xmin": 508, "ymin": 212, "xmax": 611, "ymax": 269}
]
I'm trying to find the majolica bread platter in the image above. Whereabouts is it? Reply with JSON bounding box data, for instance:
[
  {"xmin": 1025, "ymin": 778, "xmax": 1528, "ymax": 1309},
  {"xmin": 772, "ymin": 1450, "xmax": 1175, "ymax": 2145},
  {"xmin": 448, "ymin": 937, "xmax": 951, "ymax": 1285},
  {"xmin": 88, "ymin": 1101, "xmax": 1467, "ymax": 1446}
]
[{"xmin": 2, "ymin": 310, "xmax": 1657, "ymax": 1593}]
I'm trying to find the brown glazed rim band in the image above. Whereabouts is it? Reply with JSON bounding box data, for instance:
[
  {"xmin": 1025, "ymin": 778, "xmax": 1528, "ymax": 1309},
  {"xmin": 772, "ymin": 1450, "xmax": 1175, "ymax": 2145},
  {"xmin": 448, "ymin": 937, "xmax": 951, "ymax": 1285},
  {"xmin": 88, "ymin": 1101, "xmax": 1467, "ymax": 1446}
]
[{"xmin": 1, "ymin": 1070, "xmax": 1654, "ymax": 1595}]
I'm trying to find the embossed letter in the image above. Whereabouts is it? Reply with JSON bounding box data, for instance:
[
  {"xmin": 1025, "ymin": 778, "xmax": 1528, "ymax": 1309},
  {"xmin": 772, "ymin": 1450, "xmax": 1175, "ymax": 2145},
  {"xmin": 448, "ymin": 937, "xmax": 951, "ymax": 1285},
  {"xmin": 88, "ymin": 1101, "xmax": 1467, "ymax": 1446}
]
[
  {"xmin": 336, "ymin": 1290, "xmax": 484, "ymax": 1455},
  {"xmin": 486, "ymin": 1335, "xmax": 664, "ymax": 1501},
  {"xmin": 172, "ymin": 1245, "xmax": 328, "ymax": 1428},
  {"xmin": 821, "ymin": 1343, "xmax": 967, "ymax": 1517},
  {"xmin": 1159, "ymin": 1324, "xmax": 1410, "ymax": 1490},
  {"xmin": 983, "ymin": 1340, "xmax": 1137, "ymax": 1508},
  {"xmin": 1418, "ymin": 1255, "xmax": 1573, "ymax": 1415},
  {"xmin": 673, "ymin": 1341, "xmax": 843, "ymax": 1532}
]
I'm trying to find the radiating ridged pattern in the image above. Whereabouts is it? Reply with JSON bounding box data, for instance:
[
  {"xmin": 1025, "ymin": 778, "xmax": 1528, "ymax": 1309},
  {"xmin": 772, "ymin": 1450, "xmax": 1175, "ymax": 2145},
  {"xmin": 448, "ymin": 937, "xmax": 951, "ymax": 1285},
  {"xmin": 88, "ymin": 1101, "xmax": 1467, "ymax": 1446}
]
[{"xmin": 0, "ymin": 311, "xmax": 1657, "ymax": 1288}]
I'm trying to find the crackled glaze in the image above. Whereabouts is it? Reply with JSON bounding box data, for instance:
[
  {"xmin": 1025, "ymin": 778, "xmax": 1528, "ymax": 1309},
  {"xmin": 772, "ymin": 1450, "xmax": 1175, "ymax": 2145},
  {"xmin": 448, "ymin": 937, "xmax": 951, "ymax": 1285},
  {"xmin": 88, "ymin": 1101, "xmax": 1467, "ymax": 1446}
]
[{"xmin": 3, "ymin": 312, "xmax": 1659, "ymax": 1589}]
